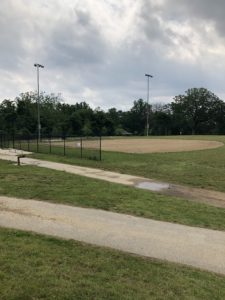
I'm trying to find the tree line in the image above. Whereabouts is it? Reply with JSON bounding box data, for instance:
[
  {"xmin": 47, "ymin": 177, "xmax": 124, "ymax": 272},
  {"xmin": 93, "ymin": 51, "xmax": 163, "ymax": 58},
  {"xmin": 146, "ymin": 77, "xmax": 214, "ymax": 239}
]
[{"xmin": 1, "ymin": 87, "xmax": 225, "ymax": 137}]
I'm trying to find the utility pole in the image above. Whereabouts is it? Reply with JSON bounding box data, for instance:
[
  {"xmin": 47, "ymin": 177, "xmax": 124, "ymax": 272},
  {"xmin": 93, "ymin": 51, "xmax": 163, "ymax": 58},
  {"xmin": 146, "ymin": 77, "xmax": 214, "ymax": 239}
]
[
  {"xmin": 34, "ymin": 63, "xmax": 44, "ymax": 142},
  {"xmin": 145, "ymin": 73, "xmax": 153, "ymax": 136}
]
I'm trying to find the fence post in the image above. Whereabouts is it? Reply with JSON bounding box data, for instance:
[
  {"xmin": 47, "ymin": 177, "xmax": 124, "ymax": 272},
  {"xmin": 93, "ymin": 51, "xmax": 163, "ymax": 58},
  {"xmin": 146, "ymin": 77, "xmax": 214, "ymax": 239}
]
[
  {"xmin": 99, "ymin": 136, "xmax": 102, "ymax": 161},
  {"xmin": 12, "ymin": 133, "xmax": 15, "ymax": 149},
  {"xmin": 49, "ymin": 137, "xmax": 52, "ymax": 154},
  {"xmin": 28, "ymin": 137, "xmax": 30, "ymax": 152},
  {"xmin": 37, "ymin": 134, "xmax": 39, "ymax": 153},
  {"xmin": 63, "ymin": 136, "xmax": 66, "ymax": 156},
  {"xmin": 3, "ymin": 135, "xmax": 6, "ymax": 148},
  {"xmin": 80, "ymin": 137, "xmax": 83, "ymax": 159}
]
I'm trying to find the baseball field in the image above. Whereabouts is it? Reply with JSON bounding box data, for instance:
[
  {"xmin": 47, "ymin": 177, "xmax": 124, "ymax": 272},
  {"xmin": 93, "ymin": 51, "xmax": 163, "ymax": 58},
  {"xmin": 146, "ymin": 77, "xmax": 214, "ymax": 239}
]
[{"xmin": 1, "ymin": 135, "xmax": 225, "ymax": 299}]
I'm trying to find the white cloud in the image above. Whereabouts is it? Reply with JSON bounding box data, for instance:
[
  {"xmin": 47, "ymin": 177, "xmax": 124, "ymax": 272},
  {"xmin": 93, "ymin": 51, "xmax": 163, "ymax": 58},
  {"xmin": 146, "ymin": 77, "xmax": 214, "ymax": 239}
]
[{"xmin": 0, "ymin": 0, "xmax": 225, "ymax": 109}]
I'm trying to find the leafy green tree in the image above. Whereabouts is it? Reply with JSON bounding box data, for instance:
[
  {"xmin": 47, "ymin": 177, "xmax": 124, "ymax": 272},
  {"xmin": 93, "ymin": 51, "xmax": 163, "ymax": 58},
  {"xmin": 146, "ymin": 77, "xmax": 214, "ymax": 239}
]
[
  {"xmin": 152, "ymin": 111, "xmax": 172, "ymax": 135},
  {"xmin": 0, "ymin": 99, "xmax": 17, "ymax": 134},
  {"xmin": 70, "ymin": 112, "xmax": 83, "ymax": 135},
  {"xmin": 82, "ymin": 121, "xmax": 93, "ymax": 136},
  {"xmin": 39, "ymin": 93, "xmax": 61, "ymax": 135},
  {"xmin": 15, "ymin": 92, "xmax": 37, "ymax": 134},
  {"xmin": 171, "ymin": 88, "xmax": 225, "ymax": 134},
  {"xmin": 1, "ymin": 87, "xmax": 225, "ymax": 138},
  {"xmin": 92, "ymin": 109, "xmax": 114, "ymax": 136},
  {"xmin": 124, "ymin": 99, "xmax": 150, "ymax": 135}
]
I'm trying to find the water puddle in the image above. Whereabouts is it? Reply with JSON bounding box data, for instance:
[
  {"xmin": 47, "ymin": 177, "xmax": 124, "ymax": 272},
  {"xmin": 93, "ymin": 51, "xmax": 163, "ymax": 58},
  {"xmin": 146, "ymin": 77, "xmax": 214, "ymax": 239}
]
[{"xmin": 136, "ymin": 181, "xmax": 170, "ymax": 192}]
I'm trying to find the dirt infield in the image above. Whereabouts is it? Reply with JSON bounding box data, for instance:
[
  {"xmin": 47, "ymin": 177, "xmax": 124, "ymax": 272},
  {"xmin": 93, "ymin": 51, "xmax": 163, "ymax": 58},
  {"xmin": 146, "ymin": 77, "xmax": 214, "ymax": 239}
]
[
  {"xmin": 102, "ymin": 139, "xmax": 223, "ymax": 153},
  {"xmin": 61, "ymin": 138, "xmax": 223, "ymax": 154}
]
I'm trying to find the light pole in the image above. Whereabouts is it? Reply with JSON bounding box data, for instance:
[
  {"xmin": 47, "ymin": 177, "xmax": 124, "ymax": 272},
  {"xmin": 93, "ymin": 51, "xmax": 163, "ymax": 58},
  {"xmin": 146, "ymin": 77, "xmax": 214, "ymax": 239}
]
[
  {"xmin": 145, "ymin": 73, "xmax": 153, "ymax": 136},
  {"xmin": 34, "ymin": 63, "xmax": 44, "ymax": 142}
]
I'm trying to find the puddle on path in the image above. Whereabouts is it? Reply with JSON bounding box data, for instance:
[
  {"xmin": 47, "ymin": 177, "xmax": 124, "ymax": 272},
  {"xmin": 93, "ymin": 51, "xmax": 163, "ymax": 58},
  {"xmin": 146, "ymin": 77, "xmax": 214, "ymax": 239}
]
[{"xmin": 136, "ymin": 181, "xmax": 170, "ymax": 192}]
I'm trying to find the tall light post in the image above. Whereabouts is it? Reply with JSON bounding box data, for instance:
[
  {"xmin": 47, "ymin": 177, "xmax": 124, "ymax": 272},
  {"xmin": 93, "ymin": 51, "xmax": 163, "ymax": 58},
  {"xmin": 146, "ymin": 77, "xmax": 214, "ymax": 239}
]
[
  {"xmin": 145, "ymin": 73, "xmax": 153, "ymax": 136},
  {"xmin": 34, "ymin": 63, "xmax": 44, "ymax": 142}
]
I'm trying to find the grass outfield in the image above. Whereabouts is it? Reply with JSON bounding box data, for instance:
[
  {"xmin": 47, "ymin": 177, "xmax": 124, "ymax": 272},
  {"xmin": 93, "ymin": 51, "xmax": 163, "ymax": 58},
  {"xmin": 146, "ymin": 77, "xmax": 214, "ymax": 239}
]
[
  {"xmin": 1, "ymin": 142, "xmax": 225, "ymax": 299},
  {"xmin": 31, "ymin": 135, "xmax": 225, "ymax": 192},
  {"xmin": 1, "ymin": 160, "xmax": 225, "ymax": 231},
  {"xmin": 1, "ymin": 228, "xmax": 225, "ymax": 300}
]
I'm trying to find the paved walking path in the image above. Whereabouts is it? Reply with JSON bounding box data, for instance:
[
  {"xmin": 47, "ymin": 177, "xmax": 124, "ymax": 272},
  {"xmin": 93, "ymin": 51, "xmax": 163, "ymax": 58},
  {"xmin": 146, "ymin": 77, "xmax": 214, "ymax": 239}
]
[
  {"xmin": 1, "ymin": 196, "xmax": 225, "ymax": 275},
  {"xmin": 1, "ymin": 149, "xmax": 225, "ymax": 208}
]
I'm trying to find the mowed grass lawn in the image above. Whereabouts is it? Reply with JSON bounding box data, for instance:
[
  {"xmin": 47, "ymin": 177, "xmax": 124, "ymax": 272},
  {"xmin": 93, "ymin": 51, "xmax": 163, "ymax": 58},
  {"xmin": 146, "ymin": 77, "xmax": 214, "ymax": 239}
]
[
  {"xmin": 31, "ymin": 135, "xmax": 225, "ymax": 192},
  {"xmin": 1, "ymin": 159, "xmax": 225, "ymax": 231},
  {"xmin": 1, "ymin": 228, "xmax": 225, "ymax": 300},
  {"xmin": 1, "ymin": 157, "xmax": 225, "ymax": 298}
]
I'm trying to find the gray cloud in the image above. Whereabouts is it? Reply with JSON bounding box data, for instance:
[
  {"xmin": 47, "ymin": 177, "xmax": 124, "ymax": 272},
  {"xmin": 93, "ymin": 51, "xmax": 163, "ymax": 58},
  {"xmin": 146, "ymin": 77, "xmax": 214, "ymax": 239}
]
[
  {"xmin": 177, "ymin": 0, "xmax": 225, "ymax": 39},
  {"xmin": 0, "ymin": 1, "xmax": 29, "ymax": 70},
  {"xmin": 45, "ymin": 9, "xmax": 109, "ymax": 69},
  {"xmin": 0, "ymin": 0, "xmax": 225, "ymax": 109}
]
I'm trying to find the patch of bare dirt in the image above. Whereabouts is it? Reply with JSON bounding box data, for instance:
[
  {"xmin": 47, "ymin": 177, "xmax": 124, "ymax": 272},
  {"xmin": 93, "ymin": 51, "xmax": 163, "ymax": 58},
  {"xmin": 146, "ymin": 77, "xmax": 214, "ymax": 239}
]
[
  {"xmin": 134, "ymin": 178, "xmax": 225, "ymax": 209},
  {"xmin": 165, "ymin": 184, "xmax": 225, "ymax": 208},
  {"xmin": 57, "ymin": 139, "xmax": 223, "ymax": 153},
  {"xmin": 100, "ymin": 139, "xmax": 223, "ymax": 153}
]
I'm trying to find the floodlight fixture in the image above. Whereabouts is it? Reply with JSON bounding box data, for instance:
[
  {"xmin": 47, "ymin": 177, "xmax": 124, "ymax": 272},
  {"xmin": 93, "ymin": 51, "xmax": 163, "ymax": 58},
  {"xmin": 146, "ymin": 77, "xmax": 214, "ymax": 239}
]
[
  {"xmin": 34, "ymin": 63, "xmax": 44, "ymax": 68},
  {"xmin": 145, "ymin": 74, "xmax": 153, "ymax": 78}
]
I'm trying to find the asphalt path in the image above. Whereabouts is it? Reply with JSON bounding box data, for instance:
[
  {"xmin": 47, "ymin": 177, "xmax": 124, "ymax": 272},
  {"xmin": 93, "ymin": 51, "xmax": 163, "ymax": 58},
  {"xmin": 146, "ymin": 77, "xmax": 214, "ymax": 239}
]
[{"xmin": 1, "ymin": 196, "xmax": 225, "ymax": 275}]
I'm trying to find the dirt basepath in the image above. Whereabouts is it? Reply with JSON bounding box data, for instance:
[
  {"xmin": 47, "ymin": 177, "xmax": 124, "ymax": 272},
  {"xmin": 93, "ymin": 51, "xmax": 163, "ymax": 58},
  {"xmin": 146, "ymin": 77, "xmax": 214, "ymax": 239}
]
[
  {"xmin": 1, "ymin": 149, "xmax": 225, "ymax": 209},
  {"xmin": 63, "ymin": 138, "xmax": 224, "ymax": 153},
  {"xmin": 98, "ymin": 139, "xmax": 224, "ymax": 153},
  {"xmin": 1, "ymin": 196, "xmax": 225, "ymax": 275}
]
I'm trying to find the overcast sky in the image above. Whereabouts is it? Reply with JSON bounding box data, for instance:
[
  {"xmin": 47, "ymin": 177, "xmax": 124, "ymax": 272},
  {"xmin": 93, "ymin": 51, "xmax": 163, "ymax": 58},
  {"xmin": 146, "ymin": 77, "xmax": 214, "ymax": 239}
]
[{"xmin": 1, "ymin": 0, "xmax": 225, "ymax": 110}]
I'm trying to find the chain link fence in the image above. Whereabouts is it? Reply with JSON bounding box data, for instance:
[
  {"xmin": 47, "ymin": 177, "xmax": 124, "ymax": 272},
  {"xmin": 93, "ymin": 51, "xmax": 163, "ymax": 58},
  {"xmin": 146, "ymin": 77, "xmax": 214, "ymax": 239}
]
[{"xmin": 0, "ymin": 133, "xmax": 102, "ymax": 161}]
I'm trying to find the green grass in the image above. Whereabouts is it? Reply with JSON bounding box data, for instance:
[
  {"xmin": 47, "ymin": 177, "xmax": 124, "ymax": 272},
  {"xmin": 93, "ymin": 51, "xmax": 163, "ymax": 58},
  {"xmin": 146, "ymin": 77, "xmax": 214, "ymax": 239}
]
[
  {"xmin": 3, "ymin": 137, "xmax": 225, "ymax": 299},
  {"xmin": 1, "ymin": 159, "xmax": 225, "ymax": 231},
  {"xmin": 11, "ymin": 138, "xmax": 101, "ymax": 160},
  {"xmin": 1, "ymin": 227, "xmax": 225, "ymax": 300},
  {"xmin": 30, "ymin": 135, "xmax": 225, "ymax": 192}
]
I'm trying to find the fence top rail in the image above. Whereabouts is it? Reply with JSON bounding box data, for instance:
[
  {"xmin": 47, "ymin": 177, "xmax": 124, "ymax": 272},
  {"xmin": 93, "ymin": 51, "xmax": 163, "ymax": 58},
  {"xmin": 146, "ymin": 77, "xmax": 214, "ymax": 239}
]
[{"xmin": 0, "ymin": 134, "xmax": 102, "ymax": 161}]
